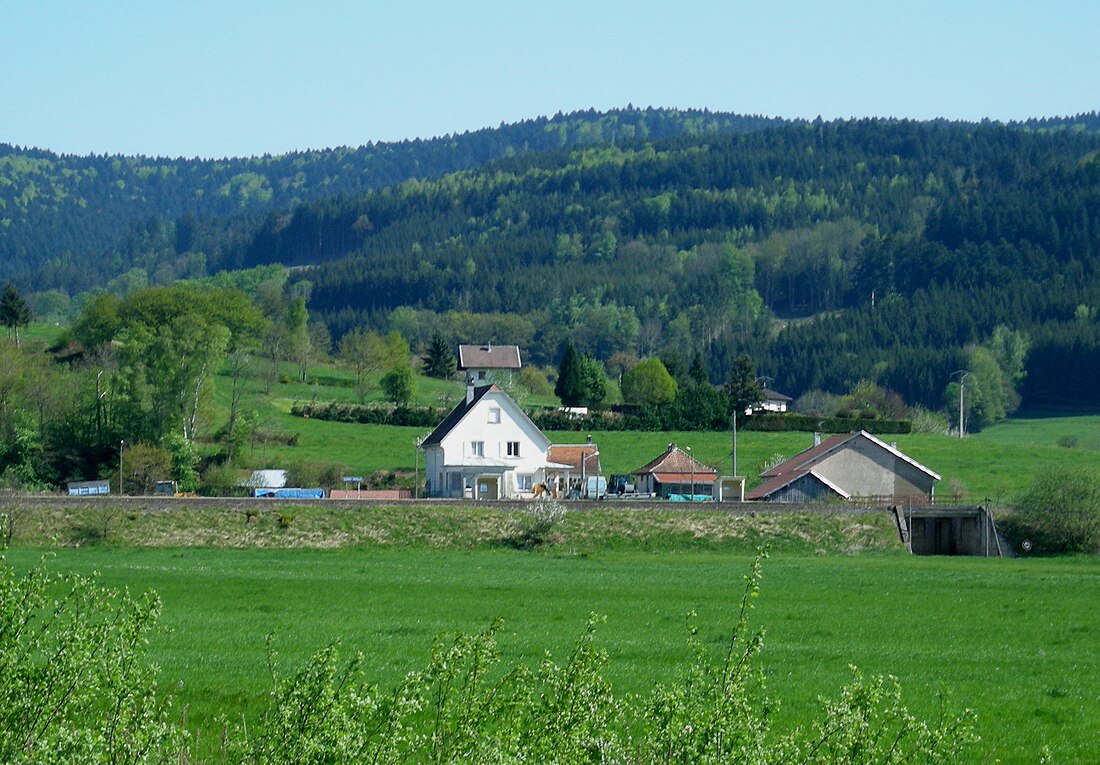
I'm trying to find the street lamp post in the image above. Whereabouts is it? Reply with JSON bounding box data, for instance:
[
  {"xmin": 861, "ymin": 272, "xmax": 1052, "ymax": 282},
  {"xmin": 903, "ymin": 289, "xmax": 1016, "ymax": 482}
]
[
  {"xmin": 686, "ymin": 446, "xmax": 695, "ymax": 500},
  {"xmin": 119, "ymin": 439, "xmax": 125, "ymax": 496},
  {"xmin": 581, "ymin": 450, "xmax": 601, "ymax": 499}
]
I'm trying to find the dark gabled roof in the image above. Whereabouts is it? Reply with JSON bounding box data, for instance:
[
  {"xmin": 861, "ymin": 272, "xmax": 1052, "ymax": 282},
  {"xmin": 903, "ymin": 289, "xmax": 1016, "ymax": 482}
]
[
  {"xmin": 763, "ymin": 388, "xmax": 792, "ymax": 403},
  {"xmin": 457, "ymin": 344, "xmax": 522, "ymax": 370},
  {"xmin": 746, "ymin": 467, "xmax": 849, "ymax": 501},
  {"xmin": 422, "ymin": 385, "xmax": 495, "ymax": 446},
  {"xmin": 630, "ymin": 443, "xmax": 716, "ymax": 478}
]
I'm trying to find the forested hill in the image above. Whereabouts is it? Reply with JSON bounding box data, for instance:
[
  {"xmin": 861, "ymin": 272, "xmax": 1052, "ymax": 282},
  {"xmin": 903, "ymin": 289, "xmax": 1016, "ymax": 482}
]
[
  {"xmin": 0, "ymin": 108, "xmax": 786, "ymax": 292},
  {"xmin": 224, "ymin": 117, "xmax": 1100, "ymax": 410}
]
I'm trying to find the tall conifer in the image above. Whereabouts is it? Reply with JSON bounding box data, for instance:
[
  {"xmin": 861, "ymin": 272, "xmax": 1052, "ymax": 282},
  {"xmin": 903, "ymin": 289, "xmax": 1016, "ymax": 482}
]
[{"xmin": 554, "ymin": 341, "xmax": 584, "ymax": 406}]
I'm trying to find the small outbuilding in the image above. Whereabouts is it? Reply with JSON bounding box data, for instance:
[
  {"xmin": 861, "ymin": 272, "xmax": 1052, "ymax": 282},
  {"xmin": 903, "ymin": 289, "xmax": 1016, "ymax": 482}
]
[
  {"xmin": 546, "ymin": 442, "xmax": 603, "ymax": 499},
  {"xmin": 630, "ymin": 443, "xmax": 717, "ymax": 500},
  {"xmin": 746, "ymin": 430, "xmax": 939, "ymax": 503}
]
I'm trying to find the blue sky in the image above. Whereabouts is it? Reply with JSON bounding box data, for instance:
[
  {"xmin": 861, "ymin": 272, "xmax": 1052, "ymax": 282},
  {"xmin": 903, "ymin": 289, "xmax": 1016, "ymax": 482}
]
[{"xmin": 2, "ymin": 1, "xmax": 1097, "ymax": 158}]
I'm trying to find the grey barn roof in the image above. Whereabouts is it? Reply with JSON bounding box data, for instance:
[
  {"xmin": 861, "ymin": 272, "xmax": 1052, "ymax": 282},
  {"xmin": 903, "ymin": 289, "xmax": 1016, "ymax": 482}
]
[{"xmin": 457, "ymin": 344, "xmax": 522, "ymax": 371}]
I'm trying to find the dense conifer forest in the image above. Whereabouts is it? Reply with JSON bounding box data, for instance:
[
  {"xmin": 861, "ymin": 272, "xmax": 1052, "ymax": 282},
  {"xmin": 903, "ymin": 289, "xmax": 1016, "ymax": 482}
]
[
  {"xmin": 4, "ymin": 108, "xmax": 1100, "ymax": 416},
  {"xmin": 0, "ymin": 108, "xmax": 784, "ymax": 292}
]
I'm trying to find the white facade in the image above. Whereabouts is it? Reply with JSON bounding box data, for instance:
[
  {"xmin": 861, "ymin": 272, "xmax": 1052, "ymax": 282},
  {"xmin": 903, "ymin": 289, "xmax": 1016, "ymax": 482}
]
[{"xmin": 423, "ymin": 385, "xmax": 552, "ymax": 499}]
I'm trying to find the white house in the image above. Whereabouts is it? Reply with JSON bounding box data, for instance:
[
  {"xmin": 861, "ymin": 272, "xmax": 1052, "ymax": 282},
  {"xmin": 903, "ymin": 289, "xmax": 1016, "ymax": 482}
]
[
  {"xmin": 748, "ymin": 388, "xmax": 792, "ymax": 414},
  {"xmin": 422, "ymin": 382, "xmax": 559, "ymax": 499}
]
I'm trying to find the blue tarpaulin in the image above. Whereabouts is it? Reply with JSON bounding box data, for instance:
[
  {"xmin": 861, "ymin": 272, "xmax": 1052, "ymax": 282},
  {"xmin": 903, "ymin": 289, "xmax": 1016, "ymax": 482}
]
[{"xmin": 254, "ymin": 487, "xmax": 325, "ymax": 499}]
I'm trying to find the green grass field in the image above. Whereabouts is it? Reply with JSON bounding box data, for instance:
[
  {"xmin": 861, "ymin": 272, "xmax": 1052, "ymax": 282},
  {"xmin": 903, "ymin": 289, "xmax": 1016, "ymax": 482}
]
[
  {"xmin": 203, "ymin": 353, "xmax": 1100, "ymax": 501},
  {"xmin": 4, "ymin": 546, "xmax": 1098, "ymax": 763}
]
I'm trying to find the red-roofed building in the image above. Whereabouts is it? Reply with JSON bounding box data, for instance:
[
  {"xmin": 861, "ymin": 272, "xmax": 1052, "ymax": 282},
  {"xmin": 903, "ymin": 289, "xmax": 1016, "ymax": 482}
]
[
  {"xmin": 630, "ymin": 443, "xmax": 717, "ymax": 499},
  {"xmin": 546, "ymin": 442, "xmax": 603, "ymax": 498},
  {"xmin": 745, "ymin": 430, "xmax": 940, "ymax": 502}
]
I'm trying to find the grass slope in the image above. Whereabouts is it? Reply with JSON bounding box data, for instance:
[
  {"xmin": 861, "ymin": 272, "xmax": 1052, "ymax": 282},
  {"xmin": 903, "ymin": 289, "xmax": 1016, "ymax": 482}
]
[
  {"xmin": 4, "ymin": 546, "xmax": 1097, "ymax": 764},
  {"xmin": 199, "ymin": 352, "xmax": 1100, "ymax": 501},
  {"xmin": 5, "ymin": 501, "xmax": 900, "ymax": 553}
]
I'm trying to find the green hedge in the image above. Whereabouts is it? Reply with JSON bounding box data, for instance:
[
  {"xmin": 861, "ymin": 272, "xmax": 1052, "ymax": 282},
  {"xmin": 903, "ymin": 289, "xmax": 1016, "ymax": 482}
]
[
  {"xmin": 742, "ymin": 413, "xmax": 912, "ymax": 434},
  {"xmin": 530, "ymin": 408, "xmax": 911, "ymax": 435},
  {"xmin": 293, "ymin": 401, "xmax": 911, "ymax": 436},
  {"xmin": 292, "ymin": 402, "xmax": 446, "ymax": 428}
]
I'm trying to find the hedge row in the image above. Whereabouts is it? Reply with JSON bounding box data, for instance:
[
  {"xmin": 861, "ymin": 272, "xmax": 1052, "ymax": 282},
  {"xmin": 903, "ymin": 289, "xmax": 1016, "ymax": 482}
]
[
  {"xmin": 531, "ymin": 408, "xmax": 911, "ymax": 435},
  {"xmin": 742, "ymin": 413, "xmax": 912, "ymax": 434},
  {"xmin": 292, "ymin": 402, "xmax": 446, "ymax": 428},
  {"xmin": 292, "ymin": 401, "xmax": 911, "ymax": 436}
]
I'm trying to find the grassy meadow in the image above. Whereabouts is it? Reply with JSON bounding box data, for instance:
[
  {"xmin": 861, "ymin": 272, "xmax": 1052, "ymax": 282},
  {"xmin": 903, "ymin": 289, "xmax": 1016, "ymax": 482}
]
[
  {"xmin": 4, "ymin": 545, "xmax": 1098, "ymax": 764},
  {"xmin": 185, "ymin": 344, "xmax": 1100, "ymax": 501}
]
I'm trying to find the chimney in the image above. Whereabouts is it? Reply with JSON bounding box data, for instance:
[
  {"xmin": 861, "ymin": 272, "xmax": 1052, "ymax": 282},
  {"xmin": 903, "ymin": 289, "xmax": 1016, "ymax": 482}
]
[
  {"xmin": 466, "ymin": 378, "xmax": 475, "ymax": 405},
  {"xmin": 586, "ymin": 434, "xmax": 593, "ymax": 445},
  {"xmin": 813, "ymin": 432, "xmax": 822, "ymax": 447}
]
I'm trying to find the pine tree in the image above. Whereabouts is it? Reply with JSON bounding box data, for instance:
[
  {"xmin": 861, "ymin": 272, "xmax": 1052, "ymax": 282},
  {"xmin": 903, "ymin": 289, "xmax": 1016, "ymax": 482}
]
[
  {"xmin": 724, "ymin": 355, "xmax": 765, "ymax": 416},
  {"xmin": 422, "ymin": 332, "xmax": 456, "ymax": 378},
  {"xmin": 578, "ymin": 353, "xmax": 608, "ymax": 408},
  {"xmin": 689, "ymin": 351, "xmax": 709, "ymax": 385},
  {"xmin": 0, "ymin": 283, "xmax": 32, "ymax": 347},
  {"xmin": 554, "ymin": 341, "xmax": 584, "ymax": 406}
]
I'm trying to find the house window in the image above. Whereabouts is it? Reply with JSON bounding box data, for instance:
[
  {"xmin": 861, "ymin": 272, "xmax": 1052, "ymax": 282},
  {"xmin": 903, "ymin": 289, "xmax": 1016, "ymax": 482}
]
[
  {"xmin": 507, "ymin": 441, "xmax": 521, "ymax": 457},
  {"xmin": 488, "ymin": 407, "xmax": 501, "ymax": 424},
  {"xmin": 517, "ymin": 474, "xmax": 533, "ymax": 491},
  {"xmin": 471, "ymin": 441, "xmax": 484, "ymax": 457}
]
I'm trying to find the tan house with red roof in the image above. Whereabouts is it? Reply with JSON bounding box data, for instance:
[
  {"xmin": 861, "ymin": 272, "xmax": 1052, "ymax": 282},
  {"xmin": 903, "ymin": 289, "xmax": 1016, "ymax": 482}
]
[
  {"xmin": 745, "ymin": 430, "xmax": 939, "ymax": 502},
  {"xmin": 631, "ymin": 443, "xmax": 717, "ymax": 499}
]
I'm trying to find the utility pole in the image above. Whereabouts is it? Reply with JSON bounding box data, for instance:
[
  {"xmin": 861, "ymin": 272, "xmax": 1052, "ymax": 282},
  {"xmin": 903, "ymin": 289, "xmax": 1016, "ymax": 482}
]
[
  {"xmin": 952, "ymin": 369, "xmax": 969, "ymax": 439},
  {"xmin": 731, "ymin": 411, "xmax": 737, "ymax": 477},
  {"xmin": 414, "ymin": 436, "xmax": 425, "ymax": 498}
]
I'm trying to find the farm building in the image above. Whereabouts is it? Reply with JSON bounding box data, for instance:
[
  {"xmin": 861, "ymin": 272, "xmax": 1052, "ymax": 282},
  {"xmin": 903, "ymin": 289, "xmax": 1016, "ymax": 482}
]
[
  {"xmin": 631, "ymin": 444, "xmax": 717, "ymax": 499},
  {"xmin": 746, "ymin": 430, "xmax": 940, "ymax": 503}
]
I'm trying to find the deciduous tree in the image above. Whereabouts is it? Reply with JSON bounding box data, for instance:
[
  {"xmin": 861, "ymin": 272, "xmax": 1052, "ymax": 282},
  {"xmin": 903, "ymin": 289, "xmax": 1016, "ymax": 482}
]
[{"xmin": 621, "ymin": 357, "xmax": 678, "ymax": 405}]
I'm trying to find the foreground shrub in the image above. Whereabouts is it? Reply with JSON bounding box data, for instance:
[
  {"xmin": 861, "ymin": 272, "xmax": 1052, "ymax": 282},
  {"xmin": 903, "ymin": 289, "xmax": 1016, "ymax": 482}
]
[
  {"xmin": 0, "ymin": 557, "xmax": 185, "ymax": 763},
  {"xmin": 508, "ymin": 497, "xmax": 567, "ymax": 548},
  {"xmin": 1008, "ymin": 467, "xmax": 1100, "ymax": 553}
]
